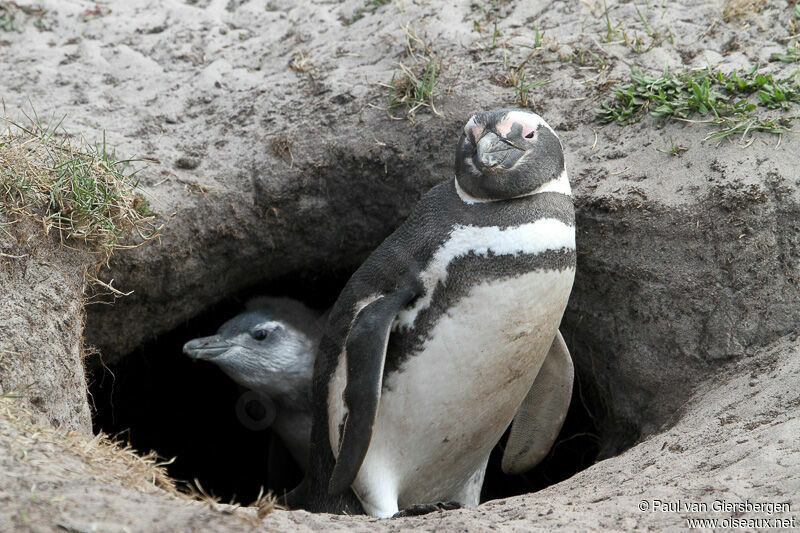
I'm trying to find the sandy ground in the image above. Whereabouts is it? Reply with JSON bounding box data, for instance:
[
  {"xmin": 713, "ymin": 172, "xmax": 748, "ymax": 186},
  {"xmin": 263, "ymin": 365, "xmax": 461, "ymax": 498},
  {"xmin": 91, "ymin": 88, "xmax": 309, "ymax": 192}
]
[
  {"xmin": 1, "ymin": 0, "xmax": 800, "ymax": 530},
  {"xmin": 1, "ymin": 334, "xmax": 797, "ymax": 531}
]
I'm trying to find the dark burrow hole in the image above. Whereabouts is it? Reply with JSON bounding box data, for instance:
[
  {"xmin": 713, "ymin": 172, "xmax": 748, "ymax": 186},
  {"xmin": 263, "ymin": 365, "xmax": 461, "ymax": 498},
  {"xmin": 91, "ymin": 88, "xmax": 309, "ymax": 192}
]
[{"xmin": 89, "ymin": 272, "xmax": 604, "ymax": 507}]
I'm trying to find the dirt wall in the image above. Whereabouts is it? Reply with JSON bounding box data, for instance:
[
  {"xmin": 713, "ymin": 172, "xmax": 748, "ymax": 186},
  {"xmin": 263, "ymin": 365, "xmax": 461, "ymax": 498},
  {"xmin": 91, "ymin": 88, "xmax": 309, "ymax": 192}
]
[{"xmin": 0, "ymin": 215, "xmax": 91, "ymax": 434}]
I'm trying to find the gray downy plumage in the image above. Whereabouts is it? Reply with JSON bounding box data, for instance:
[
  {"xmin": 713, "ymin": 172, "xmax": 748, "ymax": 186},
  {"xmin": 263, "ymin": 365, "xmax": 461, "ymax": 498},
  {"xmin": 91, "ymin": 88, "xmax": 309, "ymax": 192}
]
[{"xmin": 183, "ymin": 297, "xmax": 326, "ymax": 470}]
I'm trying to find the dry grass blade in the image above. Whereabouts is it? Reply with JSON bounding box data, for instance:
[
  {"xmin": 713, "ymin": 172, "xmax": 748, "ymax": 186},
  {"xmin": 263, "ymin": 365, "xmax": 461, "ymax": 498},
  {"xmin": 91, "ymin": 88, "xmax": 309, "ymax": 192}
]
[
  {"xmin": 190, "ymin": 477, "xmax": 223, "ymax": 509},
  {"xmin": 722, "ymin": 0, "xmax": 766, "ymax": 22},
  {"xmin": 1, "ymin": 397, "xmax": 281, "ymax": 528},
  {"xmin": 288, "ymin": 51, "xmax": 314, "ymax": 73},
  {"xmin": 0, "ymin": 398, "xmax": 180, "ymax": 496},
  {"xmin": 252, "ymin": 486, "xmax": 282, "ymax": 519}
]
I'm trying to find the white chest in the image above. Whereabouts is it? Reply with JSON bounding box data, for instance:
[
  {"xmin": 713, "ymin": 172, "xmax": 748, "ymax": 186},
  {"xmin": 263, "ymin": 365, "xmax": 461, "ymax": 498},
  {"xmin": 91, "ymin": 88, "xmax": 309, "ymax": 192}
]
[{"xmin": 363, "ymin": 266, "xmax": 574, "ymax": 508}]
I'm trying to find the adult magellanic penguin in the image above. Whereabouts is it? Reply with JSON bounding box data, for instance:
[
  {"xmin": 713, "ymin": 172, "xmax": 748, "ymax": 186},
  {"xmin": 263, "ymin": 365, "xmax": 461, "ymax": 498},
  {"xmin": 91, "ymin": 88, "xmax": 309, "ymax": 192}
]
[{"xmin": 288, "ymin": 109, "xmax": 576, "ymax": 517}]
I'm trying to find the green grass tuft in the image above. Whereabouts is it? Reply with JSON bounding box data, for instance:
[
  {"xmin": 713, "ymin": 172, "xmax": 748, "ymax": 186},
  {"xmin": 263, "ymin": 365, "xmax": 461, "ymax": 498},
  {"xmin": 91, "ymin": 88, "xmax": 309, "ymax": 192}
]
[
  {"xmin": 1, "ymin": 110, "xmax": 159, "ymax": 256},
  {"xmin": 771, "ymin": 42, "xmax": 800, "ymax": 64},
  {"xmin": 386, "ymin": 57, "xmax": 440, "ymax": 119},
  {"xmin": 0, "ymin": 1, "xmax": 48, "ymax": 32},
  {"xmin": 656, "ymin": 135, "xmax": 688, "ymax": 155},
  {"xmin": 0, "ymin": 1, "xmax": 19, "ymax": 31},
  {"xmin": 382, "ymin": 25, "xmax": 441, "ymax": 121},
  {"xmin": 510, "ymin": 72, "xmax": 550, "ymax": 108},
  {"xmin": 596, "ymin": 65, "xmax": 800, "ymax": 140}
]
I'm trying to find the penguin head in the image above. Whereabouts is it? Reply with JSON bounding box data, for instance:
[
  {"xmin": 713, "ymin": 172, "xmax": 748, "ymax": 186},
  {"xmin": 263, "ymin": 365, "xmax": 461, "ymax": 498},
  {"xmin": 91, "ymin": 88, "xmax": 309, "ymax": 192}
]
[
  {"xmin": 183, "ymin": 299, "xmax": 319, "ymax": 404},
  {"xmin": 455, "ymin": 108, "xmax": 565, "ymax": 201}
]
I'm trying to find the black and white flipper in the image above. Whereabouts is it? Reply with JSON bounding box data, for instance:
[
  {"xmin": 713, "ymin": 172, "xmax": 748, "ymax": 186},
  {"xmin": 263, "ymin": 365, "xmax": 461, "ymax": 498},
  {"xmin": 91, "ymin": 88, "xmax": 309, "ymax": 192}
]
[{"xmin": 328, "ymin": 284, "xmax": 420, "ymax": 495}]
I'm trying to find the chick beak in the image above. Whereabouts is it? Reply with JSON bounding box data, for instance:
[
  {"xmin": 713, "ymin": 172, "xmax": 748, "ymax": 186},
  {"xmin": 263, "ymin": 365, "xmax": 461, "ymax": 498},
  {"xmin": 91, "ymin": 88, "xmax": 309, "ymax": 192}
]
[{"xmin": 183, "ymin": 335, "xmax": 233, "ymax": 361}]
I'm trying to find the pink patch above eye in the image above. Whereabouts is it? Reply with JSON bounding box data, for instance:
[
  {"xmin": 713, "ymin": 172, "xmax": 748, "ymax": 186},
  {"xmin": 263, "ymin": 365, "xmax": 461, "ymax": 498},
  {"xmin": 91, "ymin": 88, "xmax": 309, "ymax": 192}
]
[
  {"xmin": 495, "ymin": 120, "xmax": 513, "ymax": 136},
  {"xmin": 521, "ymin": 124, "xmax": 535, "ymax": 138},
  {"xmin": 496, "ymin": 120, "xmax": 535, "ymax": 139}
]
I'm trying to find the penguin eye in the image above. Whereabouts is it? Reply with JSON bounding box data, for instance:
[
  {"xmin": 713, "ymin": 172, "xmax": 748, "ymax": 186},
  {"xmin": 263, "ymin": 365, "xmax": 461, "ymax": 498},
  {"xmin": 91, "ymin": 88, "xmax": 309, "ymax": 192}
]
[
  {"xmin": 524, "ymin": 130, "xmax": 535, "ymax": 139},
  {"xmin": 252, "ymin": 329, "xmax": 269, "ymax": 341}
]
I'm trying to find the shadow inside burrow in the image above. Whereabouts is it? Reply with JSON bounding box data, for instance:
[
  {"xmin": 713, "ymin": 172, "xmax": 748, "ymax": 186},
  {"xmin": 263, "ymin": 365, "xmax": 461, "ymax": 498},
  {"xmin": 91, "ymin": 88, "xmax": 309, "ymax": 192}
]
[{"xmin": 89, "ymin": 271, "xmax": 607, "ymax": 507}]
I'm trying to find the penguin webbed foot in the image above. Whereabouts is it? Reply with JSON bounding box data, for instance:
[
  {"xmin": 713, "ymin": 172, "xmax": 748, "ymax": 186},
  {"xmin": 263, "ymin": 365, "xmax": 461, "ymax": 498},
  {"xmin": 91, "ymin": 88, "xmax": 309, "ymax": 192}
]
[{"xmin": 392, "ymin": 501, "xmax": 462, "ymax": 518}]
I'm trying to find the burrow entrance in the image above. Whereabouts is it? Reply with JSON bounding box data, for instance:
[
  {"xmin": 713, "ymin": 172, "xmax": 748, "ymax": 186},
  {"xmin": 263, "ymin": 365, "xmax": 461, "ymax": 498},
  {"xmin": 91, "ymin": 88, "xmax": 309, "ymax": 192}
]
[{"xmin": 89, "ymin": 273, "xmax": 605, "ymax": 506}]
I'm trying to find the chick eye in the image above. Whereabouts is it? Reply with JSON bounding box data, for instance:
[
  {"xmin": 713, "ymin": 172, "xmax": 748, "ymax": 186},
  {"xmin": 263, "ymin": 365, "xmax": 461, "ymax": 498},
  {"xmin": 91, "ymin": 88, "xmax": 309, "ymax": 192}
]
[
  {"xmin": 525, "ymin": 130, "xmax": 535, "ymax": 139},
  {"xmin": 252, "ymin": 329, "xmax": 269, "ymax": 341}
]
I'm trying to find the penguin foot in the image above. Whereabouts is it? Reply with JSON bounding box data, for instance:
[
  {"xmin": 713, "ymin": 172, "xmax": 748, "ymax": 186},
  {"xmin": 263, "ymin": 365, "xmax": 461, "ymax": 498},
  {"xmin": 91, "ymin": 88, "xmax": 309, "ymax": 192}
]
[{"xmin": 392, "ymin": 501, "xmax": 462, "ymax": 517}]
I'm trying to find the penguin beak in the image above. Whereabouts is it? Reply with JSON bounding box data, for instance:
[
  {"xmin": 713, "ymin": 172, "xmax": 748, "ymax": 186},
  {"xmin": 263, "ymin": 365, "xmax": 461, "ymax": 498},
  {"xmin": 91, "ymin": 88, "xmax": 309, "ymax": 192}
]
[
  {"xmin": 476, "ymin": 132, "xmax": 520, "ymax": 169},
  {"xmin": 183, "ymin": 335, "xmax": 233, "ymax": 361}
]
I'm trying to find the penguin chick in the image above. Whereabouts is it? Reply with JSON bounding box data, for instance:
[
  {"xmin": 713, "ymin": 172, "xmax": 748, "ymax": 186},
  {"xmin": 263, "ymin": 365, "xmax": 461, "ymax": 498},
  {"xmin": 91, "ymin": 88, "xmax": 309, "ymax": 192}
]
[{"xmin": 183, "ymin": 297, "xmax": 324, "ymax": 470}]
